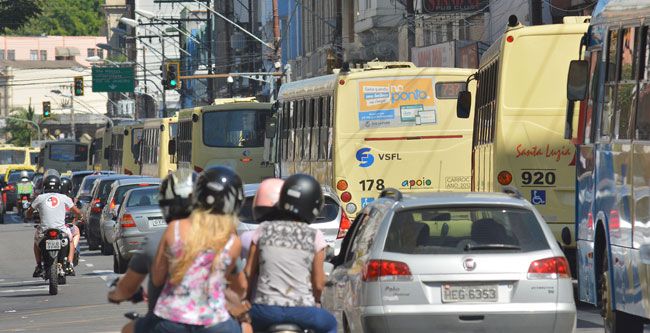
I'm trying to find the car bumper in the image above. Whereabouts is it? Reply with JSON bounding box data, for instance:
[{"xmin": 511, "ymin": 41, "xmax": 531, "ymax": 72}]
[
  {"xmin": 359, "ymin": 302, "xmax": 576, "ymax": 333},
  {"xmin": 117, "ymin": 235, "xmax": 147, "ymax": 260}
]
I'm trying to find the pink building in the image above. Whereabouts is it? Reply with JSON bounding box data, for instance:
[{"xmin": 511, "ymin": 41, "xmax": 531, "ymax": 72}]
[{"xmin": 0, "ymin": 36, "xmax": 108, "ymax": 67}]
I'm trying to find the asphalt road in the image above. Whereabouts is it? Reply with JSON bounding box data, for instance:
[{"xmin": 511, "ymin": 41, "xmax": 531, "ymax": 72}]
[
  {"xmin": 0, "ymin": 211, "xmax": 647, "ymax": 333},
  {"xmin": 0, "ymin": 212, "xmax": 146, "ymax": 333}
]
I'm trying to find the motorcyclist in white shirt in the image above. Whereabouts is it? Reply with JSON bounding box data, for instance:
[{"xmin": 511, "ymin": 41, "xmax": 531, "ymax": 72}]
[{"xmin": 27, "ymin": 171, "xmax": 82, "ymax": 278}]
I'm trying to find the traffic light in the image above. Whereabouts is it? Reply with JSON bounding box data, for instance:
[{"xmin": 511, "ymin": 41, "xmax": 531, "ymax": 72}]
[
  {"xmin": 74, "ymin": 76, "xmax": 84, "ymax": 96},
  {"xmin": 42, "ymin": 101, "xmax": 51, "ymax": 118},
  {"xmin": 164, "ymin": 61, "xmax": 180, "ymax": 90}
]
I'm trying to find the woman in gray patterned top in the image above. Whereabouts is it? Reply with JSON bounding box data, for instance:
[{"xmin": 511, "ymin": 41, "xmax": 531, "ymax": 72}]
[{"xmin": 244, "ymin": 174, "xmax": 336, "ymax": 333}]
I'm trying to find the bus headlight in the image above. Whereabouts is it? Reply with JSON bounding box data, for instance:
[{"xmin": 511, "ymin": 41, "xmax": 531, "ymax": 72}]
[{"xmin": 345, "ymin": 203, "xmax": 357, "ymax": 214}]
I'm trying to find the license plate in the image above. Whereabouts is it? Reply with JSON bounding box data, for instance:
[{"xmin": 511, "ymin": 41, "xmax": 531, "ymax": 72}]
[
  {"xmin": 45, "ymin": 240, "xmax": 62, "ymax": 250},
  {"xmin": 150, "ymin": 219, "xmax": 165, "ymax": 227},
  {"xmin": 442, "ymin": 284, "xmax": 498, "ymax": 303}
]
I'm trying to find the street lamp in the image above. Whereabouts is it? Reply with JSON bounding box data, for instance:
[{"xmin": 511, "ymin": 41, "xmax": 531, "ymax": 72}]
[{"xmin": 119, "ymin": 17, "xmax": 138, "ymax": 28}]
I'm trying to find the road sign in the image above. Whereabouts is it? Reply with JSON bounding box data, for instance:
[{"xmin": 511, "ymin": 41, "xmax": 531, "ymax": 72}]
[{"xmin": 91, "ymin": 67, "xmax": 135, "ymax": 92}]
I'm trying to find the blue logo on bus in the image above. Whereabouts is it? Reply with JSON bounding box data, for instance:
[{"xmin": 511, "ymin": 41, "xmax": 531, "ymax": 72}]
[
  {"xmin": 356, "ymin": 148, "xmax": 374, "ymax": 168},
  {"xmin": 361, "ymin": 197, "xmax": 375, "ymax": 208},
  {"xmin": 531, "ymin": 190, "xmax": 546, "ymax": 205}
]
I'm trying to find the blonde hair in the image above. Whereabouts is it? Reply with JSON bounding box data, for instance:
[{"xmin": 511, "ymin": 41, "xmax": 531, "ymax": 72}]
[{"xmin": 169, "ymin": 210, "xmax": 237, "ymax": 285}]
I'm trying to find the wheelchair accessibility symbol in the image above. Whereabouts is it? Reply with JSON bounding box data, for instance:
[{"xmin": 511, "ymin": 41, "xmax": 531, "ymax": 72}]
[{"xmin": 531, "ymin": 190, "xmax": 546, "ymax": 205}]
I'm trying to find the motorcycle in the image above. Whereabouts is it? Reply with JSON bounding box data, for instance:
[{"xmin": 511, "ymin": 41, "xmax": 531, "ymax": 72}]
[
  {"xmin": 17, "ymin": 195, "xmax": 30, "ymax": 217},
  {"xmin": 37, "ymin": 226, "xmax": 70, "ymax": 295}
]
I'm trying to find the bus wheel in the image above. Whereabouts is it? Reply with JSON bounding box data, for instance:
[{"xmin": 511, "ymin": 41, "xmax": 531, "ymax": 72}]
[{"xmin": 600, "ymin": 249, "xmax": 643, "ymax": 333}]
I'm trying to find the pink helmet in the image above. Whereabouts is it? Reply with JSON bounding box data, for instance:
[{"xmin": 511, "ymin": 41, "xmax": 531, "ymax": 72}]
[{"xmin": 252, "ymin": 178, "xmax": 285, "ymax": 222}]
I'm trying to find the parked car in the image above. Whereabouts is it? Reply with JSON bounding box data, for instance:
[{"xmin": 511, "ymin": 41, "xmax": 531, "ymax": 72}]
[
  {"xmin": 85, "ymin": 174, "xmax": 132, "ymax": 250},
  {"xmin": 112, "ymin": 186, "xmax": 164, "ymax": 273},
  {"xmin": 99, "ymin": 177, "xmax": 160, "ymax": 255},
  {"xmin": 322, "ymin": 189, "xmax": 576, "ymax": 333},
  {"xmin": 1, "ymin": 169, "xmax": 35, "ymax": 212},
  {"xmin": 237, "ymin": 183, "xmax": 350, "ymax": 255}
]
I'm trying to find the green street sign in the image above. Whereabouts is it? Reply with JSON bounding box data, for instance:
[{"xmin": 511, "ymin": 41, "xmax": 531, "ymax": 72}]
[{"xmin": 91, "ymin": 66, "xmax": 135, "ymax": 92}]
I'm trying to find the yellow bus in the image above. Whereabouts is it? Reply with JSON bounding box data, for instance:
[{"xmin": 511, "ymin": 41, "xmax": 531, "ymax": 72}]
[
  {"xmin": 92, "ymin": 126, "xmax": 112, "ymax": 171},
  {"xmin": 140, "ymin": 115, "xmax": 178, "ymax": 178},
  {"xmin": 175, "ymin": 97, "xmax": 274, "ymax": 183},
  {"xmin": 0, "ymin": 144, "xmax": 31, "ymax": 176},
  {"xmin": 108, "ymin": 123, "xmax": 143, "ymax": 175},
  {"xmin": 276, "ymin": 61, "xmax": 476, "ymax": 216},
  {"xmin": 28, "ymin": 147, "xmax": 40, "ymax": 168},
  {"xmin": 456, "ymin": 16, "xmax": 589, "ymax": 254}
]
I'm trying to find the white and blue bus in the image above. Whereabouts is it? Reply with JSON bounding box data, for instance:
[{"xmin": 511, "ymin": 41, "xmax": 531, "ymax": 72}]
[{"xmin": 567, "ymin": 0, "xmax": 650, "ymax": 331}]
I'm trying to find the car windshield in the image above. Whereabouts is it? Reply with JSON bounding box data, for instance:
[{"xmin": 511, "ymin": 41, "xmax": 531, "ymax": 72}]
[
  {"xmin": 0, "ymin": 150, "xmax": 26, "ymax": 164},
  {"xmin": 79, "ymin": 176, "xmax": 100, "ymax": 196},
  {"xmin": 238, "ymin": 196, "xmax": 339, "ymax": 224},
  {"xmin": 383, "ymin": 206, "xmax": 549, "ymax": 254},
  {"xmin": 126, "ymin": 188, "xmax": 159, "ymax": 207},
  {"xmin": 8, "ymin": 171, "xmax": 34, "ymax": 182},
  {"xmin": 114, "ymin": 183, "xmax": 158, "ymax": 205}
]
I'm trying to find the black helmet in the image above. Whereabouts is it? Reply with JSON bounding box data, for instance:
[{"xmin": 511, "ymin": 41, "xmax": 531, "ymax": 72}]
[
  {"xmin": 193, "ymin": 166, "xmax": 244, "ymax": 215},
  {"xmin": 60, "ymin": 177, "xmax": 72, "ymax": 197},
  {"xmin": 278, "ymin": 174, "xmax": 323, "ymax": 223},
  {"xmin": 43, "ymin": 174, "xmax": 61, "ymax": 193},
  {"xmin": 159, "ymin": 171, "xmax": 197, "ymax": 222}
]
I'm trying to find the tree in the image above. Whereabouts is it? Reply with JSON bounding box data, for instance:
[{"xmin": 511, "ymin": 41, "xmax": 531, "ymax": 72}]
[
  {"xmin": 2, "ymin": 102, "xmax": 54, "ymax": 147},
  {"xmin": 8, "ymin": 0, "xmax": 105, "ymax": 36},
  {"xmin": 0, "ymin": 0, "xmax": 42, "ymax": 33}
]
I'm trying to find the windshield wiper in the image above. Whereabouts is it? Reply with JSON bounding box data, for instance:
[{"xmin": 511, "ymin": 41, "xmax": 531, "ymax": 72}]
[{"xmin": 464, "ymin": 243, "xmax": 521, "ymax": 251}]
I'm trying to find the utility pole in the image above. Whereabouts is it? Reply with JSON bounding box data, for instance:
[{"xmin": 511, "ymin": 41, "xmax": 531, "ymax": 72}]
[
  {"xmin": 161, "ymin": 37, "xmax": 167, "ymax": 118},
  {"xmin": 406, "ymin": 0, "xmax": 415, "ymax": 60},
  {"xmin": 272, "ymin": 0, "xmax": 281, "ymax": 100},
  {"xmin": 70, "ymin": 85, "xmax": 76, "ymax": 140},
  {"xmin": 206, "ymin": 0, "xmax": 214, "ymax": 103}
]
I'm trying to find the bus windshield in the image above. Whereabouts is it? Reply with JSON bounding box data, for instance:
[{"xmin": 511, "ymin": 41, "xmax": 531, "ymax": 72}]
[
  {"xmin": 203, "ymin": 110, "xmax": 268, "ymax": 147},
  {"xmin": 0, "ymin": 150, "xmax": 26, "ymax": 164},
  {"xmin": 49, "ymin": 144, "xmax": 88, "ymax": 162}
]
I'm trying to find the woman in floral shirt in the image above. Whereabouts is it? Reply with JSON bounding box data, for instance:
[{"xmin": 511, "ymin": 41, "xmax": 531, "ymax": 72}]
[{"xmin": 151, "ymin": 167, "xmax": 247, "ymax": 333}]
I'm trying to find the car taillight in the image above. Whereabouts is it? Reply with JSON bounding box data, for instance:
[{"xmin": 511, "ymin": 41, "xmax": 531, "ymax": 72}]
[
  {"xmin": 120, "ymin": 214, "xmax": 136, "ymax": 228},
  {"xmin": 47, "ymin": 230, "xmax": 59, "ymax": 238},
  {"xmin": 91, "ymin": 198, "xmax": 102, "ymax": 213},
  {"xmin": 337, "ymin": 208, "xmax": 351, "ymax": 239},
  {"xmin": 362, "ymin": 260, "xmax": 411, "ymax": 282},
  {"xmin": 527, "ymin": 256, "xmax": 571, "ymax": 279},
  {"xmin": 4, "ymin": 184, "xmax": 14, "ymax": 191},
  {"xmin": 109, "ymin": 198, "xmax": 116, "ymax": 210}
]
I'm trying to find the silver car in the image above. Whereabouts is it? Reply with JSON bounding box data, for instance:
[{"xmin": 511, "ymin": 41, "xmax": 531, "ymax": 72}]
[
  {"xmin": 111, "ymin": 186, "xmax": 165, "ymax": 274},
  {"xmin": 99, "ymin": 177, "xmax": 160, "ymax": 255},
  {"xmin": 322, "ymin": 190, "xmax": 576, "ymax": 333},
  {"xmin": 237, "ymin": 183, "xmax": 350, "ymax": 255}
]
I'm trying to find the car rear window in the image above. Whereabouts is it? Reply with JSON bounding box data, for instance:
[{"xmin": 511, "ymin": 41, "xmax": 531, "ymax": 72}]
[
  {"xmin": 72, "ymin": 174, "xmax": 90, "ymax": 195},
  {"xmin": 238, "ymin": 196, "xmax": 339, "ymax": 224},
  {"xmin": 126, "ymin": 188, "xmax": 159, "ymax": 207},
  {"xmin": 114, "ymin": 183, "xmax": 158, "ymax": 205},
  {"xmin": 98, "ymin": 180, "xmax": 119, "ymax": 202},
  {"xmin": 383, "ymin": 206, "xmax": 549, "ymax": 254},
  {"xmin": 80, "ymin": 176, "xmax": 99, "ymax": 195}
]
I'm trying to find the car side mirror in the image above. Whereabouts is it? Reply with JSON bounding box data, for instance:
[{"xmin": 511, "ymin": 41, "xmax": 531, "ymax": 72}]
[
  {"xmin": 168, "ymin": 139, "xmax": 177, "ymax": 155},
  {"xmin": 456, "ymin": 91, "xmax": 472, "ymax": 119},
  {"xmin": 265, "ymin": 116, "xmax": 278, "ymax": 139},
  {"xmin": 567, "ymin": 60, "xmax": 589, "ymax": 102}
]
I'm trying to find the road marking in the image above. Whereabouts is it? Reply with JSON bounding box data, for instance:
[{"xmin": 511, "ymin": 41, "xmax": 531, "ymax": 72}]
[
  {"xmin": 91, "ymin": 270, "xmax": 119, "ymax": 282},
  {"xmin": 86, "ymin": 263, "xmax": 94, "ymax": 267},
  {"xmin": 0, "ymin": 286, "xmax": 51, "ymax": 293},
  {"xmin": 80, "ymin": 259, "xmax": 86, "ymax": 262}
]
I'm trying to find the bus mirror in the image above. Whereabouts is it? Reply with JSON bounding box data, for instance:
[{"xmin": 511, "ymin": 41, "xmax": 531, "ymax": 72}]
[
  {"xmin": 168, "ymin": 139, "xmax": 177, "ymax": 155},
  {"xmin": 567, "ymin": 60, "xmax": 589, "ymax": 101},
  {"xmin": 456, "ymin": 91, "xmax": 471, "ymax": 118},
  {"xmin": 265, "ymin": 116, "xmax": 278, "ymax": 139}
]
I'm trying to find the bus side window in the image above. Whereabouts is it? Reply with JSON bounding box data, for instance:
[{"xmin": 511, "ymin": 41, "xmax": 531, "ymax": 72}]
[
  {"xmin": 614, "ymin": 27, "xmax": 641, "ymax": 140},
  {"xmin": 327, "ymin": 96, "xmax": 333, "ymax": 161},
  {"xmin": 637, "ymin": 26, "xmax": 650, "ymax": 141},
  {"xmin": 319, "ymin": 97, "xmax": 329, "ymax": 161},
  {"xmin": 601, "ymin": 29, "xmax": 620, "ymax": 140},
  {"xmin": 290, "ymin": 101, "xmax": 297, "ymax": 162},
  {"xmin": 311, "ymin": 97, "xmax": 321, "ymax": 162},
  {"xmin": 304, "ymin": 99, "xmax": 313, "ymax": 161}
]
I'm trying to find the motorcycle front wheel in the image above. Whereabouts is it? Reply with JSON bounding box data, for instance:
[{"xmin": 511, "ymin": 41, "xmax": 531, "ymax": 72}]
[{"xmin": 48, "ymin": 266, "xmax": 58, "ymax": 295}]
